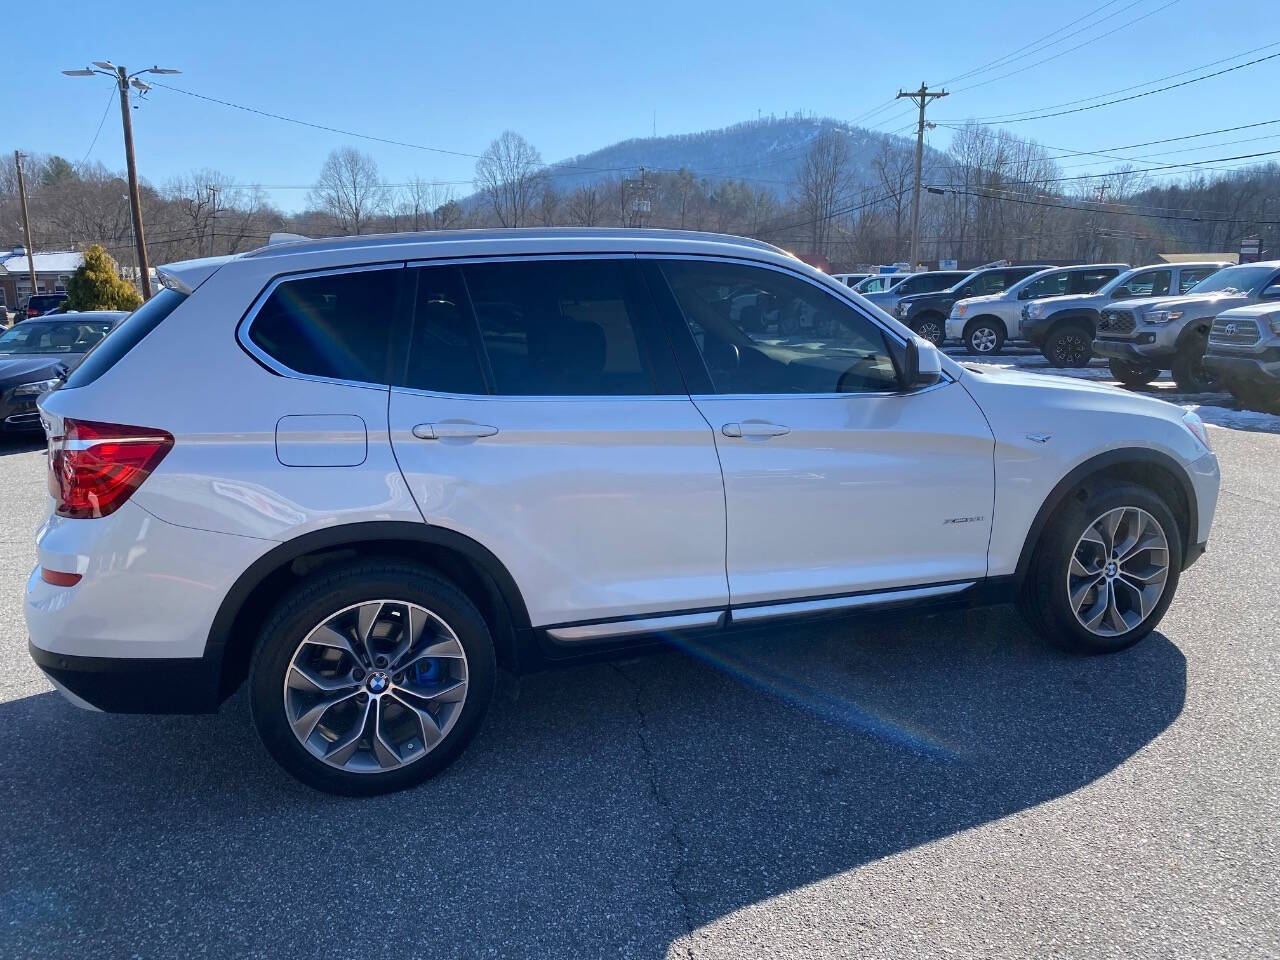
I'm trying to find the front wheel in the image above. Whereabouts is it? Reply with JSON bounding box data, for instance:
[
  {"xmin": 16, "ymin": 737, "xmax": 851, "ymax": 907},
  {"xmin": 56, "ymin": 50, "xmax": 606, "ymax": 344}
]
[
  {"xmin": 964, "ymin": 319, "xmax": 1005, "ymax": 356},
  {"xmin": 1020, "ymin": 482, "xmax": 1182, "ymax": 654},
  {"xmin": 249, "ymin": 560, "xmax": 496, "ymax": 795},
  {"xmin": 1108, "ymin": 358, "xmax": 1159, "ymax": 388},
  {"xmin": 1042, "ymin": 325, "xmax": 1093, "ymax": 367},
  {"xmin": 911, "ymin": 315, "xmax": 946, "ymax": 346},
  {"xmin": 1171, "ymin": 337, "xmax": 1218, "ymax": 393}
]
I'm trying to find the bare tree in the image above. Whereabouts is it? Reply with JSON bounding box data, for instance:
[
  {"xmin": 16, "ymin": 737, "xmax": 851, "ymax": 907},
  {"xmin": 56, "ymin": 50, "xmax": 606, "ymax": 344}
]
[
  {"xmin": 793, "ymin": 129, "xmax": 853, "ymax": 257},
  {"xmin": 474, "ymin": 131, "xmax": 545, "ymax": 227},
  {"xmin": 566, "ymin": 184, "xmax": 603, "ymax": 226},
  {"xmin": 308, "ymin": 147, "xmax": 385, "ymax": 235},
  {"xmin": 536, "ymin": 185, "xmax": 561, "ymax": 226},
  {"xmin": 871, "ymin": 140, "xmax": 915, "ymax": 260}
]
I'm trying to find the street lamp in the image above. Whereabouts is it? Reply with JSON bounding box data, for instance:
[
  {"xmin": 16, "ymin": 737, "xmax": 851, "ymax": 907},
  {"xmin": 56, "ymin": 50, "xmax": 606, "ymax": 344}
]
[{"xmin": 61, "ymin": 62, "xmax": 181, "ymax": 299}]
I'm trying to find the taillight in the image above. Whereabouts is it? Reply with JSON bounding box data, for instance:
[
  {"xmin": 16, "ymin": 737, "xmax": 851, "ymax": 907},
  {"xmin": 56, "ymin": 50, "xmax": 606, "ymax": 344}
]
[{"xmin": 48, "ymin": 418, "xmax": 174, "ymax": 519}]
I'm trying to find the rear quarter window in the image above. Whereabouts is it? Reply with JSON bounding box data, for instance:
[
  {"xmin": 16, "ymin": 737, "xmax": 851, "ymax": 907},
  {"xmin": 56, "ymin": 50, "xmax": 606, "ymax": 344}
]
[{"xmin": 62, "ymin": 287, "xmax": 187, "ymax": 389}]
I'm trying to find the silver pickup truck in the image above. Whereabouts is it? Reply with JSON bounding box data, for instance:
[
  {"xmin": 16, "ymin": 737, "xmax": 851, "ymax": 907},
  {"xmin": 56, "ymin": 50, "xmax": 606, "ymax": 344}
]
[
  {"xmin": 1022, "ymin": 261, "xmax": 1228, "ymax": 367},
  {"xmin": 1093, "ymin": 261, "xmax": 1280, "ymax": 392}
]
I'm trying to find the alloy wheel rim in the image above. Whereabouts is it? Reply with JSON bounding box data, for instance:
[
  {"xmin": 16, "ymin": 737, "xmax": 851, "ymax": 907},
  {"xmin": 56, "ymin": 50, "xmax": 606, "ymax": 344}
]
[
  {"xmin": 917, "ymin": 320, "xmax": 942, "ymax": 344},
  {"xmin": 1056, "ymin": 333, "xmax": 1087, "ymax": 366},
  {"xmin": 283, "ymin": 600, "xmax": 469, "ymax": 773},
  {"xmin": 1067, "ymin": 506, "xmax": 1169, "ymax": 638},
  {"xmin": 971, "ymin": 328, "xmax": 998, "ymax": 352}
]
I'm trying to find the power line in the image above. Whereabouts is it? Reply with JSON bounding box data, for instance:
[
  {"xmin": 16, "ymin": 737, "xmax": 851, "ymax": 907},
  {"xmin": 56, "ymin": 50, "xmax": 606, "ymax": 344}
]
[
  {"xmin": 949, "ymin": 46, "xmax": 1280, "ymax": 125},
  {"xmin": 932, "ymin": 0, "xmax": 1126, "ymax": 86},
  {"xmin": 950, "ymin": 0, "xmax": 1181, "ymax": 95},
  {"xmin": 77, "ymin": 88, "xmax": 116, "ymax": 169},
  {"xmin": 931, "ymin": 185, "xmax": 1280, "ymax": 225},
  {"xmin": 961, "ymin": 39, "xmax": 1280, "ymax": 122}
]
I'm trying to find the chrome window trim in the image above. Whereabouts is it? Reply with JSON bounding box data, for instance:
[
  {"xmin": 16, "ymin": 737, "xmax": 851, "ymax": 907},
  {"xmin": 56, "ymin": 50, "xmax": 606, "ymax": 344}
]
[{"xmin": 235, "ymin": 261, "xmax": 406, "ymax": 392}]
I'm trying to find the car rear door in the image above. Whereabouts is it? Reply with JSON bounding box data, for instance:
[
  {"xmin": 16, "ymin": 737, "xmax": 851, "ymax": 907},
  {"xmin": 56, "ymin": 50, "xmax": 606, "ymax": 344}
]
[
  {"xmin": 387, "ymin": 255, "xmax": 728, "ymax": 634},
  {"xmin": 648, "ymin": 256, "xmax": 995, "ymax": 613}
]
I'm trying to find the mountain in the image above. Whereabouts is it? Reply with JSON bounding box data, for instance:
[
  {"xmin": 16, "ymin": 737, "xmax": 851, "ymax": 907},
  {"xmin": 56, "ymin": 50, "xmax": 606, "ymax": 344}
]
[{"xmin": 539, "ymin": 115, "xmax": 943, "ymax": 200}]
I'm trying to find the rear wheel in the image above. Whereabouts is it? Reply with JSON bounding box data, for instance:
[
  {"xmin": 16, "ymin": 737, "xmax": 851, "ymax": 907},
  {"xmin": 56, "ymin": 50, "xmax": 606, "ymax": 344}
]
[
  {"xmin": 911, "ymin": 314, "xmax": 945, "ymax": 346},
  {"xmin": 1171, "ymin": 336, "xmax": 1218, "ymax": 393},
  {"xmin": 249, "ymin": 559, "xmax": 496, "ymax": 795},
  {"xmin": 1020, "ymin": 482, "xmax": 1182, "ymax": 654},
  {"xmin": 964, "ymin": 318, "xmax": 1005, "ymax": 356},
  {"xmin": 1042, "ymin": 325, "xmax": 1093, "ymax": 367},
  {"xmin": 1107, "ymin": 359, "xmax": 1159, "ymax": 388}
]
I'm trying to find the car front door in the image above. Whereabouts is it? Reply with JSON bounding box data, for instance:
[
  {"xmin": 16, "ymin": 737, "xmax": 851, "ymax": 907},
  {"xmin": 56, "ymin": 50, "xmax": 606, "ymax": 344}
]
[
  {"xmin": 387, "ymin": 256, "xmax": 729, "ymax": 633},
  {"xmin": 648, "ymin": 257, "xmax": 995, "ymax": 613}
]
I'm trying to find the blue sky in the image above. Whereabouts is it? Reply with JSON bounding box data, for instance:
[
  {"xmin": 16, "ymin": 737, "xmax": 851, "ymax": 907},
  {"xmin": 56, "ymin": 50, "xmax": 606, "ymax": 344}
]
[{"xmin": 7, "ymin": 0, "xmax": 1276, "ymax": 210}]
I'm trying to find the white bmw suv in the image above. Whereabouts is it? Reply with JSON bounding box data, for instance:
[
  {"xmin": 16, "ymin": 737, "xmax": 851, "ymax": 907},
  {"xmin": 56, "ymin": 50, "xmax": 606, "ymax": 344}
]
[{"xmin": 26, "ymin": 229, "xmax": 1220, "ymax": 795}]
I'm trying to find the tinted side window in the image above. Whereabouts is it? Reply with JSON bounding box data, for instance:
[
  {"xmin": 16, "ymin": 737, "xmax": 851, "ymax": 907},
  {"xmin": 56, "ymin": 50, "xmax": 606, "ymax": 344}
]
[
  {"xmin": 248, "ymin": 269, "xmax": 399, "ymax": 383},
  {"xmin": 1126, "ymin": 270, "xmax": 1171, "ymax": 296},
  {"xmin": 462, "ymin": 258, "xmax": 667, "ymax": 396},
  {"xmin": 1178, "ymin": 268, "xmax": 1216, "ymax": 294},
  {"xmin": 921, "ymin": 274, "xmax": 956, "ymax": 293},
  {"xmin": 660, "ymin": 259, "xmax": 899, "ymax": 395},
  {"xmin": 1020, "ymin": 271, "xmax": 1072, "ymax": 299},
  {"xmin": 400, "ymin": 266, "xmax": 488, "ymax": 394},
  {"xmin": 1070, "ymin": 268, "xmax": 1119, "ymax": 293}
]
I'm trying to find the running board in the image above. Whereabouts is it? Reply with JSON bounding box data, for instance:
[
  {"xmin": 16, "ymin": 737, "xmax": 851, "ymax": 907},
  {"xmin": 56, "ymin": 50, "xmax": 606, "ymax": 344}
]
[
  {"xmin": 543, "ymin": 581, "xmax": 977, "ymax": 643},
  {"xmin": 729, "ymin": 581, "xmax": 976, "ymax": 624}
]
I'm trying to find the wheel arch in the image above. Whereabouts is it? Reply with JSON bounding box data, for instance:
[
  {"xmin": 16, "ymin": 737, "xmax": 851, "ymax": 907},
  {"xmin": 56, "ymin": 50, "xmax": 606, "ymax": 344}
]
[
  {"xmin": 964, "ymin": 313, "xmax": 1008, "ymax": 338},
  {"xmin": 1174, "ymin": 315, "xmax": 1215, "ymax": 350},
  {"xmin": 1043, "ymin": 308, "xmax": 1098, "ymax": 335},
  {"xmin": 1014, "ymin": 448, "xmax": 1197, "ymax": 583},
  {"xmin": 208, "ymin": 521, "xmax": 535, "ymax": 702}
]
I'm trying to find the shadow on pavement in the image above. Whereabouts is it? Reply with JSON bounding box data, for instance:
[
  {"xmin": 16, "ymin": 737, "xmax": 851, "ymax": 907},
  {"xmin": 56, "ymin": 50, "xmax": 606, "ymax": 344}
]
[
  {"xmin": 0, "ymin": 433, "xmax": 43, "ymax": 456},
  {"xmin": 0, "ymin": 606, "xmax": 1184, "ymax": 959}
]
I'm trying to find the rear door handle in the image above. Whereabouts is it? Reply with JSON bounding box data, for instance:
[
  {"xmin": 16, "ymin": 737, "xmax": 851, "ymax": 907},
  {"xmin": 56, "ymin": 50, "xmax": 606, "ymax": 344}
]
[
  {"xmin": 412, "ymin": 422, "xmax": 499, "ymax": 440},
  {"xmin": 722, "ymin": 421, "xmax": 790, "ymax": 438}
]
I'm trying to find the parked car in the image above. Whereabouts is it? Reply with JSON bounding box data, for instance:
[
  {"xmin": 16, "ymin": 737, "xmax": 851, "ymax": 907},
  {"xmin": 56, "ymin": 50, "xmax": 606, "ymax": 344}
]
[
  {"xmin": 860, "ymin": 270, "xmax": 970, "ymax": 314},
  {"xmin": 0, "ymin": 312, "xmax": 126, "ymax": 431},
  {"xmin": 831, "ymin": 272, "xmax": 871, "ymax": 288},
  {"xmin": 1093, "ymin": 261, "xmax": 1280, "ymax": 392},
  {"xmin": 895, "ymin": 264, "xmax": 1053, "ymax": 346},
  {"xmin": 26, "ymin": 229, "xmax": 1219, "ymax": 795},
  {"xmin": 24, "ymin": 293, "xmax": 69, "ymax": 318},
  {"xmin": 946, "ymin": 264, "xmax": 1127, "ymax": 357},
  {"xmin": 853, "ymin": 273, "xmax": 910, "ymax": 294},
  {"xmin": 1202, "ymin": 302, "xmax": 1280, "ymax": 410},
  {"xmin": 1022, "ymin": 261, "xmax": 1229, "ymax": 367}
]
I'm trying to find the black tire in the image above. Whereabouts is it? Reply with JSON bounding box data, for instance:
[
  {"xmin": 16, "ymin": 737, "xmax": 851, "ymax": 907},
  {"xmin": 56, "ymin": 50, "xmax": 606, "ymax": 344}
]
[
  {"xmin": 964, "ymin": 318, "xmax": 1005, "ymax": 356},
  {"xmin": 1019, "ymin": 482, "xmax": 1183, "ymax": 655},
  {"xmin": 1171, "ymin": 337, "xmax": 1218, "ymax": 393},
  {"xmin": 1042, "ymin": 324, "xmax": 1093, "ymax": 367},
  {"xmin": 249, "ymin": 559, "xmax": 496, "ymax": 796},
  {"xmin": 1107, "ymin": 358, "xmax": 1159, "ymax": 388},
  {"xmin": 911, "ymin": 313, "xmax": 946, "ymax": 346}
]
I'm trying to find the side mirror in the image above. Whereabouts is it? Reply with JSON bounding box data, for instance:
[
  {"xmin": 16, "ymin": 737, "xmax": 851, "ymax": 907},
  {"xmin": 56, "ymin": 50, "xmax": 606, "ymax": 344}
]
[
  {"xmin": 901, "ymin": 337, "xmax": 942, "ymax": 391},
  {"xmin": 1261, "ymin": 284, "xmax": 1280, "ymax": 301},
  {"xmin": 1111, "ymin": 286, "xmax": 1132, "ymax": 299}
]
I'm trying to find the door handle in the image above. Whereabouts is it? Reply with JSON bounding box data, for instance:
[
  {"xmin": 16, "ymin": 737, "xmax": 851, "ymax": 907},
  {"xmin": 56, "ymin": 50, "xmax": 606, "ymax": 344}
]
[
  {"xmin": 722, "ymin": 421, "xmax": 790, "ymax": 438},
  {"xmin": 412, "ymin": 422, "xmax": 499, "ymax": 440}
]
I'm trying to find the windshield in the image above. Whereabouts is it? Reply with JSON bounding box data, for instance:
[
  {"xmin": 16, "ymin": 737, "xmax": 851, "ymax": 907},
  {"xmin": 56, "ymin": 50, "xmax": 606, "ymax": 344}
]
[
  {"xmin": 1185, "ymin": 264, "xmax": 1276, "ymax": 296},
  {"xmin": 0, "ymin": 319, "xmax": 115, "ymax": 355}
]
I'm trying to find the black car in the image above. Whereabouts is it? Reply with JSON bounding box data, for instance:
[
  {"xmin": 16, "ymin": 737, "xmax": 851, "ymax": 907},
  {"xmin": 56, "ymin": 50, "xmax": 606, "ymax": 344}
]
[
  {"xmin": 893, "ymin": 265, "xmax": 1052, "ymax": 345},
  {"xmin": 0, "ymin": 312, "xmax": 125, "ymax": 431},
  {"xmin": 23, "ymin": 292, "xmax": 69, "ymax": 319}
]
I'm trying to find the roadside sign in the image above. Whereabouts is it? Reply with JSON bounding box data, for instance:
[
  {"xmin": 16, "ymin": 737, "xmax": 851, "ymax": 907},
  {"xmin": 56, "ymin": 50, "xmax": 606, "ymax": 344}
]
[
  {"xmin": 1240, "ymin": 238, "xmax": 1261, "ymax": 263},
  {"xmin": 939, "ymin": 259, "xmax": 958, "ymax": 270}
]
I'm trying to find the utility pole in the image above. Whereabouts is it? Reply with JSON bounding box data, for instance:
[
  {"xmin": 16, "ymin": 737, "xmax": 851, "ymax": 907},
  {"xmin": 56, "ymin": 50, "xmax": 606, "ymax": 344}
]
[
  {"xmin": 113, "ymin": 65, "xmax": 151, "ymax": 299},
  {"xmin": 62, "ymin": 61, "xmax": 182, "ymax": 300},
  {"xmin": 13, "ymin": 152, "xmax": 38, "ymax": 303},
  {"xmin": 897, "ymin": 83, "xmax": 948, "ymax": 271}
]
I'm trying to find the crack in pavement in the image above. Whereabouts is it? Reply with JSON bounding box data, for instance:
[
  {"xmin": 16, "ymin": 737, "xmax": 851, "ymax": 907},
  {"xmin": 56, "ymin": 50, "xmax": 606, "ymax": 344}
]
[{"xmin": 612, "ymin": 662, "xmax": 698, "ymax": 960}]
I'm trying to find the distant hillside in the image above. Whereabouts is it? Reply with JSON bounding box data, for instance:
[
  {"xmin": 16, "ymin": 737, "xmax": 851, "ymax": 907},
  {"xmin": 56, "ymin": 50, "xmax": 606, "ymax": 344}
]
[{"xmin": 540, "ymin": 115, "xmax": 943, "ymax": 199}]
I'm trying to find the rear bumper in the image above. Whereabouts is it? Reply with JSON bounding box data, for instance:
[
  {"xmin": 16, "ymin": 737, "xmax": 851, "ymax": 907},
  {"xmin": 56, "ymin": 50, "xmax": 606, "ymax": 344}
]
[{"xmin": 28, "ymin": 641, "xmax": 221, "ymax": 713}]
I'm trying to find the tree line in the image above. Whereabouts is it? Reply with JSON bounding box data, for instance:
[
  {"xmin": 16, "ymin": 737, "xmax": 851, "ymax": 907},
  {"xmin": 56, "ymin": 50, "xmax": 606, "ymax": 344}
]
[{"xmin": 2, "ymin": 123, "xmax": 1274, "ymax": 283}]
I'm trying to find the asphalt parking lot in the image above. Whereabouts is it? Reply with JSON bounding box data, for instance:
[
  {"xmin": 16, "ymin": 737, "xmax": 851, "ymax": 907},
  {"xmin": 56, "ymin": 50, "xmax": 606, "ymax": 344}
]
[{"xmin": 1, "ymin": 364, "xmax": 1278, "ymax": 959}]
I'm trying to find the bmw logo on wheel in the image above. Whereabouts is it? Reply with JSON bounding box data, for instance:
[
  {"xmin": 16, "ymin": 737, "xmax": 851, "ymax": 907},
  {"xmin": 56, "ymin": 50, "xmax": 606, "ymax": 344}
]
[{"xmin": 367, "ymin": 672, "xmax": 390, "ymax": 694}]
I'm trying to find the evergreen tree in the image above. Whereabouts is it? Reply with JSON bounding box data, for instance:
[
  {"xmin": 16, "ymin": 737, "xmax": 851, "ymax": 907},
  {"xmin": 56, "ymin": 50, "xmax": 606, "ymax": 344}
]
[{"xmin": 65, "ymin": 245, "xmax": 144, "ymax": 312}]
